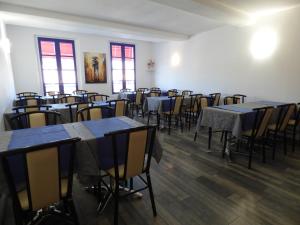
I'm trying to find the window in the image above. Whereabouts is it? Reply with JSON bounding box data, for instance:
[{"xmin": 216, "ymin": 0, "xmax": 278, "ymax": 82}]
[
  {"xmin": 110, "ymin": 43, "xmax": 136, "ymax": 93},
  {"xmin": 37, "ymin": 37, "xmax": 77, "ymax": 94}
]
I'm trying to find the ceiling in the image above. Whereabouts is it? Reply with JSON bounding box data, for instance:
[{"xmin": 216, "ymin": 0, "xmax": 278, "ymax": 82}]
[{"xmin": 0, "ymin": 0, "xmax": 299, "ymax": 42}]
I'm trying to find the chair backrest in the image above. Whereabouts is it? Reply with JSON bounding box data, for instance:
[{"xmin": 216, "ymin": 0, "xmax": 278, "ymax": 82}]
[
  {"xmin": 59, "ymin": 96, "xmax": 82, "ymax": 104},
  {"xmin": 251, "ymin": 107, "xmax": 274, "ymax": 138},
  {"xmin": 198, "ymin": 96, "xmax": 210, "ymax": 110},
  {"xmin": 46, "ymin": 91, "xmax": 59, "ymax": 96},
  {"xmin": 108, "ymin": 100, "xmax": 129, "ymax": 117},
  {"xmin": 13, "ymin": 105, "xmax": 52, "ymax": 114},
  {"xmin": 182, "ymin": 90, "xmax": 193, "ymax": 96},
  {"xmin": 66, "ymin": 102, "xmax": 90, "ymax": 122},
  {"xmin": 16, "ymin": 97, "xmax": 43, "ymax": 107},
  {"xmin": 224, "ymin": 96, "xmax": 240, "ymax": 105},
  {"xmin": 188, "ymin": 94, "xmax": 202, "ymax": 112},
  {"xmin": 168, "ymin": 90, "xmax": 177, "ymax": 97},
  {"xmin": 77, "ymin": 106, "xmax": 103, "ymax": 121},
  {"xmin": 137, "ymin": 88, "xmax": 149, "ymax": 92},
  {"xmin": 1, "ymin": 138, "xmax": 80, "ymax": 213},
  {"xmin": 150, "ymin": 91, "xmax": 161, "ymax": 97},
  {"xmin": 89, "ymin": 94, "xmax": 109, "ymax": 102},
  {"xmin": 10, "ymin": 111, "xmax": 61, "ymax": 129},
  {"xmin": 233, "ymin": 94, "xmax": 246, "ymax": 103},
  {"xmin": 105, "ymin": 126, "xmax": 156, "ymax": 179},
  {"xmin": 73, "ymin": 90, "xmax": 88, "ymax": 95},
  {"xmin": 135, "ymin": 91, "xmax": 144, "ymax": 105},
  {"xmin": 275, "ymin": 104, "xmax": 297, "ymax": 132},
  {"xmin": 16, "ymin": 92, "xmax": 38, "ymax": 98},
  {"xmin": 169, "ymin": 96, "xmax": 184, "ymax": 115},
  {"xmin": 120, "ymin": 88, "xmax": 131, "ymax": 93},
  {"xmin": 209, "ymin": 93, "xmax": 221, "ymax": 106},
  {"xmin": 150, "ymin": 87, "xmax": 160, "ymax": 91},
  {"xmin": 85, "ymin": 92, "xmax": 99, "ymax": 99}
]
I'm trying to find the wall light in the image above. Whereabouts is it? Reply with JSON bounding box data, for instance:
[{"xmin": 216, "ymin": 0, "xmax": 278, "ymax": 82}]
[
  {"xmin": 171, "ymin": 52, "xmax": 181, "ymax": 67},
  {"xmin": 250, "ymin": 28, "xmax": 278, "ymax": 60}
]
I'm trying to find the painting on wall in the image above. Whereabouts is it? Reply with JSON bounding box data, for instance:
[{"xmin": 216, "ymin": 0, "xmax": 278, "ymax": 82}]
[{"xmin": 84, "ymin": 52, "xmax": 107, "ymax": 83}]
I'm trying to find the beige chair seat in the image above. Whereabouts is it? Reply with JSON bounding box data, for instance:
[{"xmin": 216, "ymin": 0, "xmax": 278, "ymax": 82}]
[
  {"xmin": 18, "ymin": 178, "xmax": 68, "ymax": 210},
  {"xmin": 288, "ymin": 119, "xmax": 296, "ymax": 126},
  {"xmin": 242, "ymin": 129, "xmax": 256, "ymax": 137},
  {"xmin": 106, "ymin": 164, "xmax": 147, "ymax": 179},
  {"xmin": 268, "ymin": 124, "xmax": 277, "ymax": 131}
]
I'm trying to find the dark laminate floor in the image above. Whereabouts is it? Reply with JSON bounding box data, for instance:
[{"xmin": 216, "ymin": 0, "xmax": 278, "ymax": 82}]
[
  {"xmin": 4, "ymin": 118, "xmax": 300, "ymax": 225},
  {"xmin": 73, "ymin": 117, "xmax": 300, "ymax": 225}
]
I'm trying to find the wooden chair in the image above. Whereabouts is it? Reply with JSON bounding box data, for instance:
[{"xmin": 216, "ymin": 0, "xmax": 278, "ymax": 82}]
[
  {"xmin": 104, "ymin": 126, "xmax": 157, "ymax": 225},
  {"xmin": 209, "ymin": 93, "xmax": 221, "ymax": 106},
  {"xmin": 162, "ymin": 96, "xmax": 184, "ymax": 135},
  {"xmin": 89, "ymin": 94, "xmax": 109, "ymax": 102},
  {"xmin": 288, "ymin": 103, "xmax": 300, "ymax": 152},
  {"xmin": 16, "ymin": 92, "xmax": 38, "ymax": 99},
  {"xmin": 1, "ymin": 138, "xmax": 80, "ymax": 225},
  {"xmin": 137, "ymin": 88, "xmax": 149, "ymax": 92},
  {"xmin": 77, "ymin": 106, "xmax": 104, "ymax": 121},
  {"xmin": 224, "ymin": 96, "xmax": 240, "ymax": 105},
  {"xmin": 10, "ymin": 111, "xmax": 62, "ymax": 129},
  {"xmin": 167, "ymin": 90, "xmax": 177, "ymax": 97},
  {"xmin": 266, "ymin": 103, "xmax": 297, "ymax": 158},
  {"xmin": 223, "ymin": 106, "xmax": 274, "ymax": 169},
  {"xmin": 12, "ymin": 105, "xmax": 52, "ymax": 113},
  {"xmin": 108, "ymin": 99, "xmax": 129, "ymax": 117},
  {"xmin": 185, "ymin": 94, "xmax": 202, "ymax": 130},
  {"xmin": 193, "ymin": 97, "xmax": 211, "ymax": 141},
  {"xmin": 182, "ymin": 90, "xmax": 193, "ymax": 96},
  {"xmin": 59, "ymin": 96, "xmax": 82, "ymax": 104},
  {"xmin": 130, "ymin": 90, "xmax": 144, "ymax": 117},
  {"xmin": 15, "ymin": 97, "xmax": 44, "ymax": 107},
  {"xmin": 120, "ymin": 88, "xmax": 131, "ymax": 93},
  {"xmin": 233, "ymin": 94, "xmax": 247, "ymax": 103},
  {"xmin": 66, "ymin": 102, "xmax": 90, "ymax": 122},
  {"xmin": 149, "ymin": 91, "xmax": 161, "ymax": 97},
  {"xmin": 73, "ymin": 89, "xmax": 88, "ymax": 95},
  {"xmin": 150, "ymin": 87, "xmax": 160, "ymax": 91}
]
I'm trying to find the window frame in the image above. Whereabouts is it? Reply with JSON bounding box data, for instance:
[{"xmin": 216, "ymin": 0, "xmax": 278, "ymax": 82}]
[
  {"xmin": 110, "ymin": 42, "xmax": 136, "ymax": 94},
  {"xmin": 37, "ymin": 37, "xmax": 78, "ymax": 95}
]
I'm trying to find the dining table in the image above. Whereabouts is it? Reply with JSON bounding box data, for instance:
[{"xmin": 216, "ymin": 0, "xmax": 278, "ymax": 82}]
[
  {"xmin": 3, "ymin": 101, "xmax": 112, "ymax": 130},
  {"xmin": 196, "ymin": 101, "xmax": 286, "ymax": 138},
  {"xmin": 0, "ymin": 116, "xmax": 163, "ymax": 200}
]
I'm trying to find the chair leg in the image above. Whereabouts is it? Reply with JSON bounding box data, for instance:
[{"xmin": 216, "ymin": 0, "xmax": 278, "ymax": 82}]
[
  {"xmin": 194, "ymin": 132, "xmax": 198, "ymax": 141},
  {"xmin": 157, "ymin": 113, "xmax": 160, "ymax": 130},
  {"xmin": 180, "ymin": 114, "xmax": 183, "ymax": 132},
  {"xmin": 272, "ymin": 132, "xmax": 277, "ymax": 160},
  {"xmin": 248, "ymin": 139, "xmax": 254, "ymax": 169},
  {"xmin": 283, "ymin": 131, "xmax": 287, "ymax": 155},
  {"xmin": 147, "ymin": 112, "xmax": 151, "ymax": 125},
  {"xmin": 114, "ymin": 179, "xmax": 119, "ymax": 225},
  {"xmin": 168, "ymin": 115, "xmax": 171, "ymax": 135},
  {"xmin": 208, "ymin": 127, "xmax": 212, "ymax": 149},
  {"xmin": 292, "ymin": 125, "xmax": 296, "ymax": 152},
  {"xmin": 220, "ymin": 131, "xmax": 224, "ymax": 142},
  {"xmin": 222, "ymin": 131, "xmax": 228, "ymax": 158},
  {"xmin": 146, "ymin": 172, "xmax": 157, "ymax": 217},
  {"xmin": 262, "ymin": 138, "xmax": 266, "ymax": 163}
]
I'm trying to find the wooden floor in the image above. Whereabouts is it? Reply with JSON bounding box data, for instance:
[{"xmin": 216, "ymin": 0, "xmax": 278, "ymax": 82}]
[{"xmin": 4, "ymin": 118, "xmax": 300, "ymax": 225}]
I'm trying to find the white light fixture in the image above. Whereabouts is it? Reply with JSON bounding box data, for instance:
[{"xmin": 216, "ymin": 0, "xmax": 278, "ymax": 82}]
[
  {"xmin": 250, "ymin": 28, "xmax": 278, "ymax": 60},
  {"xmin": 171, "ymin": 52, "xmax": 180, "ymax": 67}
]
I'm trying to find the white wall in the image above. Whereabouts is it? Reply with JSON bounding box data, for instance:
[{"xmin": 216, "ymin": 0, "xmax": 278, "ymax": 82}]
[
  {"xmin": 0, "ymin": 21, "xmax": 15, "ymax": 130},
  {"xmin": 154, "ymin": 7, "xmax": 300, "ymax": 103},
  {"xmin": 7, "ymin": 25, "xmax": 154, "ymax": 97}
]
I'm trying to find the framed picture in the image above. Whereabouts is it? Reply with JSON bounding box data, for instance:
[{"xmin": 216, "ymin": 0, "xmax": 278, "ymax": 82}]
[{"xmin": 84, "ymin": 52, "xmax": 107, "ymax": 83}]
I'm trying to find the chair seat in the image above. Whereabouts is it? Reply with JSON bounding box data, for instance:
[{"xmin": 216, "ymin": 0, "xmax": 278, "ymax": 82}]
[
  {"xmin": 18, "ymin": 178, "xmax": 69, "ymax": 210},
  {"xmin": 185, "ymin": 108, "xmax": 197, "ymax": 113},
  {"xmin": 242, "ymin": 129, "xmax": 255, "ymax": 137},
  {"xmin": 288, "ymin": 119, "xmax": 296, "ymax": 126},
  {"xmin": 268, "ymin": 124, "xmax": 277, "ymax": 131},
  {"xmin": 106, "ymin": 165, "xmax": 125, "ymax": 178}
]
